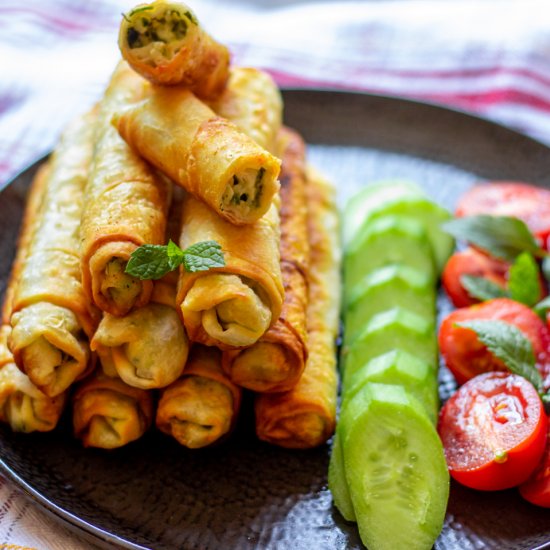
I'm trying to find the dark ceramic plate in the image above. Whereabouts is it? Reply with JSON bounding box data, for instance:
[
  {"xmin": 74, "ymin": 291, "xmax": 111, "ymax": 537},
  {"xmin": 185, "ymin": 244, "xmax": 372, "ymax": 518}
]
[{"xmin": 1, "ymin": 90, "xmax": 550, "ymax": 550}]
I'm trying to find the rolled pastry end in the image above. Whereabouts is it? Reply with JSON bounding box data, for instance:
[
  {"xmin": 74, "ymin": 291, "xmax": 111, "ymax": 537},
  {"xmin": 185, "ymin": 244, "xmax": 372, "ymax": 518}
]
[
  {"xmin": 156, "ymin": 375, "xmax": 234, "ymax": 448},
  {"xmin": 181, "ymin": 273, "xmax": 272, "ymax": 348},
  {"xmin": 92, "ymin": 303, "xmax": 189, "ymax": 389},
  {"xmin": 88, "ymin": 242, "xmax": 153, "ymax": 317},
  {"xmin": 257, "ymin": 410, "xmax": 329, "ymax": 449},
  {"xmin": 224, "ymin": 341, "xmax": 297, "ymax": 392},
  {"xmin": 119, "ymin": 1, "xmax": 230, "ymax": 97},
  {"xmin": 9, "ymin": 302, "xmax": 91, "ymax": 397},
  {"xmin": 0, "ymin": 364, "xmax": 66, "ymax": 433},
  {"xmin": 73, "ymin": 380, "xmax": 153, "ymax": 449}
]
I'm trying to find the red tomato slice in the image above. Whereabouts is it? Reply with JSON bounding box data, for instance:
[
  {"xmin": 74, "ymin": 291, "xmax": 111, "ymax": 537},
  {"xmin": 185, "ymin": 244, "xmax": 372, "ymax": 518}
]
[
  {"xmin": 438, "ymin": 372, "xmax": 548, "ymax": 491},
  {"xmin": 455, "ymin": 182, "xmax": 550, "ymax": 249},
  {"xmin": 519, "ymin": 424, "xmax": 550, "ymax": 507},
  {"xmin": 442, "ymin": 247, "xmax": 509, "ymax": 308},
  {"xmin": 439, "ymin": 298, "xmax": 550, "ymax": 386}
]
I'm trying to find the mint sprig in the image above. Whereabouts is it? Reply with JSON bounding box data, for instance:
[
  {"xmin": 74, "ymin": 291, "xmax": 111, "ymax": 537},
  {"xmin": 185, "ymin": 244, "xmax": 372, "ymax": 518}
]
[
  {"xmin": 508, "ymin": 251, "xmax": 541, "ymax": 307},
  {"xmin": 460, "ymin": 275, "xmax": 508, "ymax": 302},
  {"xmin": 456, "ymin": 319, "xmax": 544, "ymax": 393},
  {"xmin": 443, "ymin": 215, "xmax": 545, "ymax": 262},
  {"xmin": 125, "ymin": 239, "xmax": 225, "ymax": 280}
]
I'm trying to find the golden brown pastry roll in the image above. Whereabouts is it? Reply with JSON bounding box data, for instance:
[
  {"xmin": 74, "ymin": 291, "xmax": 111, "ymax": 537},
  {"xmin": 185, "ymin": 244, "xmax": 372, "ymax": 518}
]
[
  {"xmin": 112, "ymin": 84, "xmax": 281, "ymax": 226},
  {"xmin": 156, "ymin": 345, "xmax": 241, "ymax": 449},
  {"xmin": 255, "ymin": 166, "xmax": 340, "ymax": 449},
  {"xmin": 118, "ymin": 1, "xmax": 230, "ymax": 98},
  {"xmin": 80, "ymin": 61, "xmax": 170, "ymax": 317},
  {"xmin": 1, "ymin": 167, "xmax": 67, "ymax": 432},
  {"xmin": 0, "ymin": 326, "xmax": 66, "ymax": 433},
  {"xmin": 221, "ymin": 128, "xmax": 309, "ymax": 392},
  {"xmin": 177, "ymin": 194, "xmax": 284, "ymax": 349},
  {"xmin": 9, "ymin": 111, "xmax": 98, "ymax": 397},
  {"xmin": 72, "ymin": 370, "xmax": 154, "ymax": 449},
  {"xmin": 208, "ymin": 67, "xmax": 283, "ymax": 153},
  {"xmin": 90, "ymin": 188, "xmax": 189, "ymax": 389}
]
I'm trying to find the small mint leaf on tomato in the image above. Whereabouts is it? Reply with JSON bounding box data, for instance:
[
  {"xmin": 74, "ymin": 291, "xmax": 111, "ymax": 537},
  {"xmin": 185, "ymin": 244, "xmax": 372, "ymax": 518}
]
[
  {"xmin": 533, "ymin": 296, "xmax": 550, "ymax": 321},
  {"xmin": 456, "ymin": 319, "xmax": 544, "ymax": 392},
  {"xmin": 460, "ymin": 274, "xmax": 508, "ymax": 302},
  {"xmin": 508, "ymin": 252, "xmax": 541, "ymax": 307},
  {"xmin": 443, "ymin": 215, "xmax": 544, "ymax": 262}
]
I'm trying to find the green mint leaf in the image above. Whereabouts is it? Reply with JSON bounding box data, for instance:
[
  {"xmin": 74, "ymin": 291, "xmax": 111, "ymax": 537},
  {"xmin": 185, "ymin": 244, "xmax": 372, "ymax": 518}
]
[
  {"xmin": 460, "ymin": 274, "xmax": 508, "ymax": 302},
  {"xmin": 166, "ymin": 239, "xmax": 185, "ymax": 270},
  {"xmin": 182, "ymin": 240, "xmax": 225, "ymax": 273},
  {"xmin": 457, "ymin": 319, "xmax": 544, "ymax": 392},
  {"xmin": 508, "ymin": 252, "xmax": 541, "ymax": 306},
  {"xmin": 533, "ymin": 295, "xmax": 550, "ymax": 320},
  {"xmin": 125, "ymin": 244, "xmax": 173, "ymax": 280},
  {"xmin": 443, "ymin": 215, "xmax": 544, "ymax": 262},
  {"xmin": 542, "ymin": 255, "xmax": 550, "ymax": 284}
]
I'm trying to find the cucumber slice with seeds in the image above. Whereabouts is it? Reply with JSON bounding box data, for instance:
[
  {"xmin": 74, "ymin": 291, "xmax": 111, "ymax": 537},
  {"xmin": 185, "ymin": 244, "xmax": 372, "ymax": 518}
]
[{"xmin": 340, "ymin": 383, "xmax": 449, "ymax": 550}]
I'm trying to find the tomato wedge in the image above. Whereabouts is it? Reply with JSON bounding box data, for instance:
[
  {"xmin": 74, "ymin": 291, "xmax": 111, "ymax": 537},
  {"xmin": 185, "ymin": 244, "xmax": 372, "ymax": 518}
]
[
  {"xmin": 441, "ymin": 247, "xmax": 509, "ymax": 308},
  {"xmin": 519, "ymin": 424, "xmax": 550, "ymax": 507},
  {"xmin": 438, "ymin": 372, "xmax": 548, "ymax": 491},
  {"xmin": 455, "ymin": 182, "xmax": 550, "ymax": 249},
  {"xmin": 439, "ymin": 298, "xmax": 550, "ymax": 386}
]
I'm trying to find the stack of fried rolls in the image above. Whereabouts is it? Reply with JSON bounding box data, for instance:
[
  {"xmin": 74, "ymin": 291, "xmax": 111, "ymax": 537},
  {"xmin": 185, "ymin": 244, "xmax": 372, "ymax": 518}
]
[{"xmin": 0, "ymin": 0, "xmax": 340, "ymax": 452}]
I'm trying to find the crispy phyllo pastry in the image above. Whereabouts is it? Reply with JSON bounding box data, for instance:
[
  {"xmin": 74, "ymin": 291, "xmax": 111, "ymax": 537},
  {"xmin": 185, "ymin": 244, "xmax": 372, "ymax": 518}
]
[
  {"xmin": 255, "ymin": 166, "xmax": 340, "ymax": 448},
  {"xmin": 222, "ymin": 129, "xmax": 309, "ymax": 392},
  {"xmin": 91, "ymin": 193, "xmax": 189, "ymax": 389},
  {"xmin": 80, "ymin": 62, "xmax": 170, "ymax": 317},
  {"xmin": 118, "ymin": 1, "xmax": 230, "ymax": 98},
  {"xmin": 177, "ymin": 193, "xmax": 283, "ymax": 349},
  {"xmin": 156, "ymin": 346, "xmax": 241, "ymax": 449},
  {"xmin": 208, "ymin": 67, "xmax": 283, "ymax": 153},
  {"xmin": 112, "ymin": 83, "xmax": 281, "ymax": 226},
  {"xmin": 72, "ymin": 371, "xmax": 154, "ymax": 449},
  {"xmin": 0, "ymin": 327, "xmax": 66, "ymax": 433},
  {"xmin": 9, "ymin": 112, "xmax": 98, "ymax": 397}
]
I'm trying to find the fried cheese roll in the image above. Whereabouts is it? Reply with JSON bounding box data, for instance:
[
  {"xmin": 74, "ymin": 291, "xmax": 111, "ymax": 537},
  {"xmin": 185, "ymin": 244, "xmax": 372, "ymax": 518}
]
[
  {"xmin": 1, "ymin": 165, "xmax": 67, "ymax": 431},
  {"xmin": 72, "ymin": 371, "xmax": 154, "ymax": 449},
  {"xmin": 208, "ymin": 67, "xmax": 283, "ymax": 153},
  {"xmin": 255, "ymin": 166, "xmax": 340, "ymax": 448},
  {"xmin": 9, "ymin": 112, "xmax": 98, "ymax": 397},
  {"xmin": 119, "ymin": 1, "xmax": 230, "ymax": 99},
  {"xmin": 156, "ymin": 345, "xmax": 241, "ymax": 449},
  {"xmin": 112, "ymin": 84, "xmax": 281, "ymax": 226},
  {"xmin": 91, "ymin": 193, "xmax": 189, "ymax": 389},
  {"xmin": 221, "ymin": 128, "xmax": 309, "ymax": 392},
  {"xmin": 177, "ymin": 195, "xmax": 284, "ymax": 349},
  {"xmin": 80, "ymin": 61, "xmax": 170, "ymax": 317}
]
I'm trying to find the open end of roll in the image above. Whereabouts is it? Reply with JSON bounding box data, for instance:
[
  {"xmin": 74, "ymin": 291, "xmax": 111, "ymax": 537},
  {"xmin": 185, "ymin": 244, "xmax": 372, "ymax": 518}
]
[{"xmin": 101, "ymin": 258, "xmax": 143, "ymax": 315}]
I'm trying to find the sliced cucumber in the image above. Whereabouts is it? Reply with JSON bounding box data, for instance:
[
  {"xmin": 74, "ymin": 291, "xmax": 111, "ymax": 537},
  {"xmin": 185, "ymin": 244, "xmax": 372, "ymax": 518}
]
[
  {"xmin": 353, "ymin": 194, "xmax": 454, "ymax": 274},
  {"xmin": 340, "ymin": 383, "xmax": 449, "ymax": 550},
  {"xmin": 328, "ymin": 431, "xmax": 356, "ymax": 522},
  {"xmin": 344, "ymin": 265, "xmax": 435, "ymax": 344},
  {"xmin": 342, "ymin": 308, "xmax": 437, "ymax": 387},
  {"xmin": 343, "ymin": 180, "xmax": 424, "ymax": 246},
  {"xmin": 344, "ymin": 215, "xmax": 436, "ymax": 295},
  {"xmin": 344, "ymin": 350, "xmax": 439, "ymax": 424}
]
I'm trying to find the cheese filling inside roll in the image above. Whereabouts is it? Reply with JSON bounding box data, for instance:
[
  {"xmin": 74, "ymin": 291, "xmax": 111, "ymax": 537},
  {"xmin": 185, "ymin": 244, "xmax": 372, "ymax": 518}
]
[
  {"xmin": 9, "ymin": 302, "xmax": 90, "ymax": 397},
  {"xmin": 119, "ymin": 1, "xmax": 230, "ymax": 97},
  {"xmin": 182, "ymin": 274, "xmax": 272, "ymax": 348},
  {"xmin": 92, "ymin": 302, "xmax": 188, "ymax": 389},
  {"xmin": 72, "ymin": 374, "xmax": 153, "ymax": 449},
  {"xmin": 98, "ymin": 254, "xmax": 144, "ymax": 313}
]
